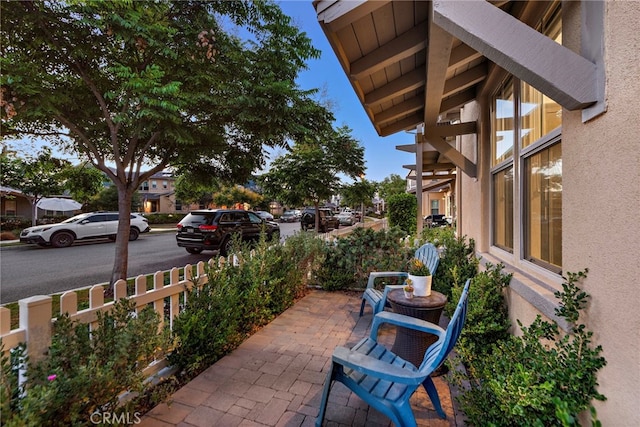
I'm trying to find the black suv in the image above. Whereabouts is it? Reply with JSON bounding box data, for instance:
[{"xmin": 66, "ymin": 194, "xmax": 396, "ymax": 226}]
[
  {"xmin": 300, "ymin": 207, "xmax": 340, "ymax": 232},
  {"xmin": 424, "ymin": 214, "xmax": 450, "ymax": 228},
  {"xmin": 176, "ymin": 209, "xmax": 280, "ymax": 255}
]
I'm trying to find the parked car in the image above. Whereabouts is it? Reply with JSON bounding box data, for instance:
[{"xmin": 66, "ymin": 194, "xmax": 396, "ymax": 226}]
[
  {"xmin": 424, "ymin": 214, "xmax": 450, "ymax": 228},
  {"xmin": 279, "ymin": 211, "xmax": 298, "ymax": 223},
  {"xmin": 336, "ymin": 211, "xmax": 356, "ymax": 226},
  {"xmin": 19, "ymin": 212, "xmax": 150, "ymax": 248},
  {"xmin": 300, "ymin": 207, "xmax": 340, "ymax": 232},
  {"xmin": 176, "ymin": 209, "xmax": 280, "ymax": 255},
  {"xmin": 254, "ymin": 210, "xmax": 274, "ymax": 221}
]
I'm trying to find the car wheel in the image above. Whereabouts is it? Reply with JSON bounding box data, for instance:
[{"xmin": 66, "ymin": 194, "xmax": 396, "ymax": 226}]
[
  {"xmin": 220, "ymin": 237, "xmax": 233, "ymax": 257},
  {"xmin": 51, "ymin": 231, "xmax": 74, "ymax": 248},
  {"xmin": 186, "ymin": 247, "xmax": 203, "ymax": 254},
  {"xmin": 129, "ymin": 228, "xmax": 140, "ymax": 241}
]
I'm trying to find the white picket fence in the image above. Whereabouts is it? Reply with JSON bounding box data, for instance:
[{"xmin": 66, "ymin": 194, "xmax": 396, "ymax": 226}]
[{"xmin": 0, "ymin": 258, "xmax": 222, "ymax": 378}]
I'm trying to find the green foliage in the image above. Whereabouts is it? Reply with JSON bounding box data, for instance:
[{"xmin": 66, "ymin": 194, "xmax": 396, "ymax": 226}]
[
  {"xmin": 453, "ymin": 269, "xmax": 607, "ymax": 427},
  {"xmin": 386, "ymin": 193, "xmax": 416, "ymax": 234},
  {"xmin": 315, "ymin": 227, "xmax": 413, "ymax": 290},
  {"xmin": 259, "ymin": 125, "xmax": 365, "ymax": 210},
  {"xmin": 451, "ymin": 262, "xmax": 511, "ymax": 370},
  {"xmin": 340, "ymin": 179, "xmax": 376, "ymax": 209},
  {"xmin": 169, "ymin": 231, "xmax": 325, "ymax": 376},
  {"xmin": 432, "ymin": 233, "xmax": 479, "ymax": 301},
  {"xmin": 377, "ymin": 174, "xmax": 406, "ymax": 203},
  {"xmin": 407, "ymin": 258, "xmax": 431, "ymax": 276},
  {"xmin": 0, "ymin": 299, "xmax": 172, "ymax": 426},
  {"xmin": 144, "ymin": 213, "xmax": 187, "ymax": 224},
  {"xmin": 1, "ymin": 0, "xmax": 333, "ymax": 282},
  {"xmin": 85, "ymin": 185, "xmax": 141, "ymax": 212},
  {"xmin": 59, "ymin": 164, "xmax": 104, "ymax": 208}
]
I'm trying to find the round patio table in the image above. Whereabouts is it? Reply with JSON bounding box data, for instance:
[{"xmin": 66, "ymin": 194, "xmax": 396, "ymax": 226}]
[{"xmin": 386, "ymin": 289, "xmax": 447, "ymax": 370}]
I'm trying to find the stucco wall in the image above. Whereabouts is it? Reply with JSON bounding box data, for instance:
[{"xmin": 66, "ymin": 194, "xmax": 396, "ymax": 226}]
[{"xmin": 561, "ymin": 1, "xmax": 640, "ymax": 423}]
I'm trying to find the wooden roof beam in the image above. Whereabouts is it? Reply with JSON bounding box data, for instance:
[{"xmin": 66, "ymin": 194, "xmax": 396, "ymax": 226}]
[
  {"xmin": 351, "ymin": 24, "xmax": 428, "ymax": 80},
  {"xmin": 365, "ymin": 67, "xmax": 426, "ymax": 107}
]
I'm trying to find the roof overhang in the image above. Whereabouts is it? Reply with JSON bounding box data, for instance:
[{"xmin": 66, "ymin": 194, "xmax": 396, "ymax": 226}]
[{"xmin": 314, "ymin": 0, "xmax": 599, "ymax": 178}]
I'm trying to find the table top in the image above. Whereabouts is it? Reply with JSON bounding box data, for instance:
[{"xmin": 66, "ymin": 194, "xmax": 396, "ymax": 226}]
[{"xmin": 387, "ymin": 289, "xmax": 447, "ymax": 309}]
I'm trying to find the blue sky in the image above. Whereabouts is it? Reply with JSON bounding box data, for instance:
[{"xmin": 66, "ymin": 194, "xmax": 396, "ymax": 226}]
[{"xmin": 279, "ymin": 1, "xmax": 416, "ymax": 183}]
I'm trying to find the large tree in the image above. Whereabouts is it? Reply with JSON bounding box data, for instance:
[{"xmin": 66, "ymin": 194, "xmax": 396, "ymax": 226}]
[
  {"xmin": 378, "ymin": 173, "xmax": 407, "ymax": 201},
  {"xmin": 340, "ymin": 178, "xmax": 377, "ymax": 218},
  {"xmin": 260, "ymin": 125, "xmax": 365, "ymax": 231},
  {"xmin": 1, "ymin": 1, "xmax": 332, "ymax": 284}
]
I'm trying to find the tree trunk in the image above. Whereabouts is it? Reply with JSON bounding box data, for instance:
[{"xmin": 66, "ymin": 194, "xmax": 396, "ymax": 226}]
[
  {"xmin": 314, "ymin": 200, "xmax": 320, "ymax": 233},
  {"xmin": 30, "ymin": 199, "xmax": 37, "ymax": 226},
  {"xmin": 109, "ymin": 185, "xmax": 134, "ymax": 287}
]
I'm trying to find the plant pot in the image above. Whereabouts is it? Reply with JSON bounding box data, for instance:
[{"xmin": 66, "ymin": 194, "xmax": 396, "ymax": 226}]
[
  {"xmin": 408, "ymin": 274, "xmax": 432, "ymax": 297},
  {"xmin": 404, "ymin": 290, "xmax": 414, "ymax": 299}
]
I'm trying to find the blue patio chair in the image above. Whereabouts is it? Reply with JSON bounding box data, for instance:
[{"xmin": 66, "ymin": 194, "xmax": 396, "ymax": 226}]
[
  {"xmin": 359, "ymin": 243, "xmax": 440, "ymax": 317},
  {"xmin": 316, "ymin": 279, "xmax": 470, "ymax": 427}
]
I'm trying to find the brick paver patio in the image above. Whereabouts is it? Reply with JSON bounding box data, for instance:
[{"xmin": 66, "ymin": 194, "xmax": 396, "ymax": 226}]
[{"xmin": 140, "ymin": 290, "xmax": 462, "ymax": 427}]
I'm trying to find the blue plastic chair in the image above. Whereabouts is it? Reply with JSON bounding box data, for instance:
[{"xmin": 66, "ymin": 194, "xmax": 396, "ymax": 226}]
[
  {"xmin": 359, "ymin": 243, "xmax": 440, "ymax": 317},
  {"xmin": 317, "ymin": 279, "xmax": 470, "ymax": 427}
]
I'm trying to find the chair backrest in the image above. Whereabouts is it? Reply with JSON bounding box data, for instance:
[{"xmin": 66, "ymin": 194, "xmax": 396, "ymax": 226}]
[
  {"xmin": 414, "ymin": 243, "xmax": 440, "ymax": 277},
  {"xmin": 418, "ymin": 278, "xmax": 471, "ymax": 372}
]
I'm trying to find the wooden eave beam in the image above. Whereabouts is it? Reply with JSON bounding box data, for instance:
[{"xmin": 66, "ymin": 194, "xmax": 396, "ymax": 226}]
[
  {"xmin": 365, "ymin": 67, "xmax": 426, "ymax": 107},
  {"xmin": 375, "ymin": 97, "xmax": 424, "ymax": 125},
  {"xmin": 423, "ymin": 18, "xmax": 453, "ymax": 126},
  {"xmin": 448, "ymin": 43, "xmax": 482, "ymax": 69},
  {"xmin": 426, "ymin": 121, "xmax": 477, "ymax": 138},
  {"xmin": 379, "ymin": 113, "xmax": 423, "ymax": 137},
  {"xmin": 442, "ymin": 63, "xmax": 487, "ymax": 98},
  {"xmin": 440, "ymin": 88, "xmax": 477, "ymax": 114},
  {"xmin": 433, "ymin": 0, "xmax": 597, "ymax": 110},
  {"xmin": 316, "ymin": 0, "xmax": 391, "ymax": 32},
  {"xmin": 423, "ymin": 134, "xmax": 477, "ymax": 177},
  {"xmin": 351, "ymin": 24, "xmax": 428, "ymax": 80}
]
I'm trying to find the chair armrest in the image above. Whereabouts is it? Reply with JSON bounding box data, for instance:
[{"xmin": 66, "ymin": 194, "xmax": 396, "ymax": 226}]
[
  {"xmin": 366, "ymin": 271, "xmax": 408, "ymax": 289},
  {"xmin": 370, "ymin": 311, "xmax": 446, "ymax": 339},
  {"xmin": 332, "ymin": 346, "xmax": 424, "ymax": 385}
]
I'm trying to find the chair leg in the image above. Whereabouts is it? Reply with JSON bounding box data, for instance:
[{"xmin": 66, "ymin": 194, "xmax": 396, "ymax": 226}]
[
  {"xmin": 316, "ymin": 363, "xmax": 337, "ymax": 426},
  {"xmin": 422, "ymin": 376, "xmax": 446, "ymax": 419},
  {"xmin": 359, "ymin": 298, "xmax": 366, "ymax": 317}
]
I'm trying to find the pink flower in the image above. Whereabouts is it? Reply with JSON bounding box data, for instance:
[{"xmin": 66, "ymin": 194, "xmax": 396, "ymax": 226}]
[{"xmin": 47, "ymin": 374, "xmax": 57, "ymax": 381}]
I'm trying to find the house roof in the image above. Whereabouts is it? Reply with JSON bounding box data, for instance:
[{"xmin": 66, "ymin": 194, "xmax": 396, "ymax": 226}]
[{"xmin": 314, "ymin": 1, "xmax": 598, "ymax": 179}]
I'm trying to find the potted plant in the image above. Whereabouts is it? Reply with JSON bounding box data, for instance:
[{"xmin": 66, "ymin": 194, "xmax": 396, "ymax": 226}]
[
  {"xmin": 403, "ymin": 279, "xmax": 414, "ymax": 299},
  {"xmin": 407, "ymin": 258, "xmax": 432, "ymax": 296}
]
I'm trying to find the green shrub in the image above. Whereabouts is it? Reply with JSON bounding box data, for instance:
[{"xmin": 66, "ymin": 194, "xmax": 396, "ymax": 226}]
[
  {"xmin": 453, "ymin": 269, "xmax": 606, "ymax": 426},
  {"xmin": 386, "ymin": 193, "xmax": 416, "ymax": 235},
  {"xmin": 451, "ymin": 262, "xmax": 512, "ymax": 371},
  {"xmin": 0, "ymin": 298, "xmax": 171, "ymax": 426},
  {"xmin": 143, "ymin": 213, "xmax": 187, "ymax": 225},
  {"xmin": 169, "ymin": 231, "xmax": 324, "ymax": 376},
  {"xmin": 433, "ymin": 233, "xmax": 479, "ymax": 301},
  {"xmin": 315, "ymin": 227, "xmax": 414, "ymax": 291}
]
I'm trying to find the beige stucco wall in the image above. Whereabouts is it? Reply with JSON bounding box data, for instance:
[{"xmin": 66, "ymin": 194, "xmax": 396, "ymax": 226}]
[
  {"xmin": 561, "ymin": 1, "xmax": 640, "ymax": 423},
  {"xmin": 456, "ymin": 1, "xmax": 640, "ymax": 424}
]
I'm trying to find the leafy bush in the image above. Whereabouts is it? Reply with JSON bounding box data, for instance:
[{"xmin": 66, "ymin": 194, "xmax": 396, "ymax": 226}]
[
  {"xmin": 169, "ymin": 231, "xmax": 324, "ymax": 376},
  {"xmin": 315, "ymin": 227, "xmax": 414, "ymax": 291},
  {"xmin": 386, "ymin": 193, "xmax": 416, "ymax": 235},
  {"xmin": 450, "ymin": 262, "xmax": 511, "ymax": 371},
  {"xmin": 432, "ymin": 233, "xmax": 479, "ymax": 301},
  {"xmin": 0, "ymin": 298, "xmax": 172, "ymax": 426},
  {"xmin": 453, "ymin": 269, "xmax": 606, "ymax": 426},
  {"xmin": 144, "ymin": 213, "xmax": 187, "ymax": 225}
]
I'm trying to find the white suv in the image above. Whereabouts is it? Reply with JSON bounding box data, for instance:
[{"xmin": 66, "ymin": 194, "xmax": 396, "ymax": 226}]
[{"xmin": 20, "ymin": 212, "xmax": 150, "ymax": 248}]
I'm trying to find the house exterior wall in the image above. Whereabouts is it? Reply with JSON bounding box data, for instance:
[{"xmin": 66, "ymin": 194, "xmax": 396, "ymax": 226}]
[{"xmin": 457, "ymin": 1, "xmax": 640, "ymax": 424}]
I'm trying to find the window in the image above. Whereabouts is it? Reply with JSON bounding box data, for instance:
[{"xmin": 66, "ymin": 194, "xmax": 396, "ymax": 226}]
[
  {"xmin": 489, "ymin": 3, "xmax": 563, "ymax": 272},
  {"xmin": 151, "ymin": 180, "xmax": 157, "ymax": 189},
  {"xmin": 492, "ymin": 166, "xmax": 514, "ymax": 252},
  {"xmin": 4, "ymin": 200, "xmax": 17, "ymax": 216},
  {"xmin": 140, "ymin": 181, "xmax": 149, "ymax": 191},
  {"xmin": 162, "ymin": 180, "xmax": 168, "ymax": 189},
  {"xmin": 430, "ymin": 199, "xmax": 439, "ymax": 215},
  {"xmin": 175, "ymin": 200, "xmax": 182, "ymax": 211},
  {"xmin": 524, "ymin": 142, "xmax": 562, "ymax": 272}
]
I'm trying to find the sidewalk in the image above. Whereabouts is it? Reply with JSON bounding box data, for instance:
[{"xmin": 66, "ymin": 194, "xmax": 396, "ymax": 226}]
[{"xmin": 140, "ymin": 290, "xmax": 462, "ymax": 427}]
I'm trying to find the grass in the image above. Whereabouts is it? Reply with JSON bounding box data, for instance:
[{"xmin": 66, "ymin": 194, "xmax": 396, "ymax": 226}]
[{"xmin": 4, "ymin": 267, "xmax": 191, "ymax": 330}]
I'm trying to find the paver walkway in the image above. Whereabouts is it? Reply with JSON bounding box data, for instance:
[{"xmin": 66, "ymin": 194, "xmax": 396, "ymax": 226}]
[{"xmin": 140, "ymin": 290, "xmax": 462, "ymax": 427}]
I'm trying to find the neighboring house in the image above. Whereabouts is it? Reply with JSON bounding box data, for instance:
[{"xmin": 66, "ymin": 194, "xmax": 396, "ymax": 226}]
[
  {"xmin": 0, "ymin": 186, "xmax": 31, "ymax": 219},
  {"xmin": 315, "ymin": 1, "xmax": 639, "ymax": 425},
  {"xmin": 405, "ymin": 170, "xmax": 455, "ymax": 219},
  {"xmin": 137, "ymin": 170, "xmax": 183, "ymax": 214}
]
